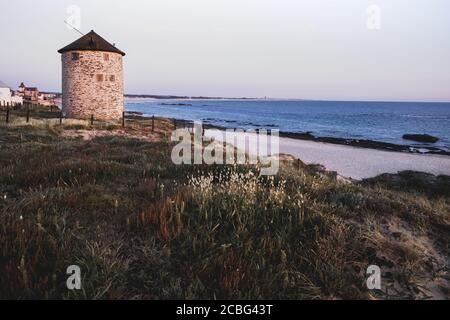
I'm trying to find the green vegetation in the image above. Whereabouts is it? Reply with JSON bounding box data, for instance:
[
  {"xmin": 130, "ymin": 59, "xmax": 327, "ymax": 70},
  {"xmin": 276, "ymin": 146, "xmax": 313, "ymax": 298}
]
[{"xmin": 0, "ymin": 112, "xmax": 449, "ymax": 299}]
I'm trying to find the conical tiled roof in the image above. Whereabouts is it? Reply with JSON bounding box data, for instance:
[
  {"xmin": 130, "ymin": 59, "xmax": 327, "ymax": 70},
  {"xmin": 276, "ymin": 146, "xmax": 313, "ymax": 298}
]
[{"xmin": 57, "ymin": 30, "xmax": 125, "ymax": 56}]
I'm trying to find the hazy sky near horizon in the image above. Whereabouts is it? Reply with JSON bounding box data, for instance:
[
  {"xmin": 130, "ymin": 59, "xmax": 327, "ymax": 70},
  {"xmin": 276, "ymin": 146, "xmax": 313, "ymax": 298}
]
[{"xmin": 0, "ymin": 0, "xmax": 449, "ymax": 101}]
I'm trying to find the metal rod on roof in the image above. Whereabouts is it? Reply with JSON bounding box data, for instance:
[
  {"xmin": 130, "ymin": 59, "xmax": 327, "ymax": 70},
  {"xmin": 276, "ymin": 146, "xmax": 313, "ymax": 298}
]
[{"xmin": 64, "ymin": 20, "xmax": 85, "ymax": 36}]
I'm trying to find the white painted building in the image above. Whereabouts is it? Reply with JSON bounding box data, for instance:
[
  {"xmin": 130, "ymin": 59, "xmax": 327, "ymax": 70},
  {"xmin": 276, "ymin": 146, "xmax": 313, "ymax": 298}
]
[
  {"xmin": 0, "ymin": 81, "xmax": 23, "ymax": 106},
  {"xmin": 0, "ymin": 81, "xmax": 10, "ymax": 105}
]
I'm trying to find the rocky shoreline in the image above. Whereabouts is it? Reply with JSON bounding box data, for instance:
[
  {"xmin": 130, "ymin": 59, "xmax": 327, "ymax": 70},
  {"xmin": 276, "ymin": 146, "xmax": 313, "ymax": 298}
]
[
  {"xmin": 203, "ymin": 121, "xmax": 450, "ymax": 156},
  {"xmin": 126, "ymin": 112, "xmax": 450, "ymax": 156},
  {"xmin": 278, "ymin": 131, "xmax": 450, "ymax": 156}
]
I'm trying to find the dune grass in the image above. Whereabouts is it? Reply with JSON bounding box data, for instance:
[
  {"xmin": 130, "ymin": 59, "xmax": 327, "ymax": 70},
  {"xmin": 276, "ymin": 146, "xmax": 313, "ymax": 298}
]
[{"xmin": 0, "ymin": 112, "xmax": 449, "ymax": 299}]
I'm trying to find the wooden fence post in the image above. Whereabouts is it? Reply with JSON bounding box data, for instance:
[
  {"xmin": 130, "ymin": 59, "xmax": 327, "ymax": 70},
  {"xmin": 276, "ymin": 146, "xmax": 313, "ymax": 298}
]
[
  {"xmin": 122, "ymin": 112, "xmax": 125, "ymax": 128},
  {"xmin": 60, "ymin": 112, "xmax": 63, "ymax": 124},
  {"xmin": 26, "ymin": 104, "xmax": 30, "ymax": 123},
  {"xmin": 91, "ymin": 114, "xmax": 94, "ymax": 126},
  {"xmin": 6, "ymin": 107, "xmax": 10, "ymax": 124},
  {"xmin": 152, "ymin": 115, "xmax": 155, "ymax": 132}
]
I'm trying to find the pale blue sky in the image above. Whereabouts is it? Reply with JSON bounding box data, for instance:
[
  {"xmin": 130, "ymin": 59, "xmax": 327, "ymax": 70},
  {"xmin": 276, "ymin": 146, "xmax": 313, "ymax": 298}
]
[{"xmin": 0, "ymin": 0, "xmax": 449, "ymax": 101}]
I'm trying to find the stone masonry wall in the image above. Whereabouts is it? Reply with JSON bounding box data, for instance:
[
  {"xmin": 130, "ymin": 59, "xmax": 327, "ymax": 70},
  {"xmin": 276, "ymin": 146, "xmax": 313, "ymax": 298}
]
[{"xmin": 62, "ymin": 51, "xmax": 124, "ymax": 120}]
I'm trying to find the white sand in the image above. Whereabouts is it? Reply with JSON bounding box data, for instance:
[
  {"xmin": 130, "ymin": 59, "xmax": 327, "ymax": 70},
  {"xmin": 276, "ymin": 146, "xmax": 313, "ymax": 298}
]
[
  {"xmin": 205, "ymin": 129, "xmax": 450, "ymax": 180},
  {"xmin": 278, "ymin": 137, "xmax": 450, "ymax": 179}
]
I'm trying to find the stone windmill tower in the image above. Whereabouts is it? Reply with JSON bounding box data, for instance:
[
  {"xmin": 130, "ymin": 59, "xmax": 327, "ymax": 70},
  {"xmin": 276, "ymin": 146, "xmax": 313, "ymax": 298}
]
[{"xmin": 58, "ymin": 30, "xmax": 126, "ymax": 120}]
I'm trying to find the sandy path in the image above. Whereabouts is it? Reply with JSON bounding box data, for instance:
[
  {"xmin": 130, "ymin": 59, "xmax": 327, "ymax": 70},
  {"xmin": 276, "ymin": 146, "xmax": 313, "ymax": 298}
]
[{"xmin": 205, "ymin": 129, "xmax": 450, "ymax": 180}]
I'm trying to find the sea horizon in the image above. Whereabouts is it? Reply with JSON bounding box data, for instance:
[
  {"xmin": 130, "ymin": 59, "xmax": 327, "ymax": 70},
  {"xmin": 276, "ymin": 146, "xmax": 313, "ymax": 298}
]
[{"xmin": 124, "ymin": 95, "xmax": 450, "ymax": 104}]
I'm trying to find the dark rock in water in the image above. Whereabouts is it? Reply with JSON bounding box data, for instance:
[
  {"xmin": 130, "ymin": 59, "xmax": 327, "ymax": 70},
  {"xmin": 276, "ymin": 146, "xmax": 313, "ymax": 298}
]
[
  {"xmin": 318, "ymin": 137, "xmax": 410, "ymax": 152},
  {"xmin": 280, "ymin": 131, "xmax": 315, "ymax": 140},
  {"xmin": 280, "ymin": 132, "xmax": 412, "ymax": 152},
  {"xmin": 402, "ymin": 134, "xmax": 439, "ymax": 143},
  {"xmin": 160, "ymin": 103, "xmax": 193, "ymax": 106},
  {"xmin": 125, "ymin": 111, "xmax": 144, "ymax": 116}
]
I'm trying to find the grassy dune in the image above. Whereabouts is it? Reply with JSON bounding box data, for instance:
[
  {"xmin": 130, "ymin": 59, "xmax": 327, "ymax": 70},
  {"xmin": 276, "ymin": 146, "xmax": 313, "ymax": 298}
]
[{"xmin": 0, "ymin": 109, "xmax": 449, "ymax": 299}]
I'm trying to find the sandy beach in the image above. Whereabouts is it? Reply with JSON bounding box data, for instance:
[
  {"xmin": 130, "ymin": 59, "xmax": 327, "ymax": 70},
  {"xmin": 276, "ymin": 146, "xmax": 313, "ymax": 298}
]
[{"xmin": 205, "ymin": 129, "xmax": 450, "ymax": 180}]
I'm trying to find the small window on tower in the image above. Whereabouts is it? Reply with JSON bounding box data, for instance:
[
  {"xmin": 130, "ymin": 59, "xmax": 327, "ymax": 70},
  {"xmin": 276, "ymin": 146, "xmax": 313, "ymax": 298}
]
[
  {"xmin": 96, "ymin": 74, "xmax": 104, "ymax": 82},
  {"xmin": 103, "ymin": 53, "xmax": 109, "ymax": 61},
  {"xmin": 72, "ymin": 52, "xmax": 80, "ymax": 60},
  {"xmin": 110, "ymin": 75, "xmax": 115, "ymax": 82}
]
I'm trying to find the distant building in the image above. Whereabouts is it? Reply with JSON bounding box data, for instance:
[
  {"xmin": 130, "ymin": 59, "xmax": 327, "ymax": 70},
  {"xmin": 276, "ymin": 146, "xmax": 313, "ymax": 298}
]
[
  {"xmin": 17, "ymin": 82, "xmax": 25, "ymax": 94},
  {"xmin": 57, "ymin": 30, "xmax": 126, "ymax": 120},
  {"xmin": 38, "ymin": 92, "xmax": 57, "ymax": 106},
  {"xmin": 17, "ymin": 82, "xmax": 55, "ymax": 106},
  {"xmin": 0, "ymin": 81, "xmax": 10, "ymax": 104},
  {"xmin": 25, "ymin": 88, "xmax": 39, "ymax": 103},
  {"xmin": 17, "ymin": 82, "xmax": 39, "ymax": 103},
  {"xmin": 0, "ymin": 81, "xmax": 23, "ymax": 106},
  {"xmin": 40, "ymin": 92, "xmax": 57, "ymax": 100}
]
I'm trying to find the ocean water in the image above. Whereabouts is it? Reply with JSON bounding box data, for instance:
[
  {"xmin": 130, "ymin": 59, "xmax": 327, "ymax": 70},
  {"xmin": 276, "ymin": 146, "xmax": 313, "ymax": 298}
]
[{"xmin": 125, "ymin": 99, "xmax": 450, "ymax": 151}]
